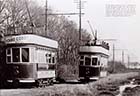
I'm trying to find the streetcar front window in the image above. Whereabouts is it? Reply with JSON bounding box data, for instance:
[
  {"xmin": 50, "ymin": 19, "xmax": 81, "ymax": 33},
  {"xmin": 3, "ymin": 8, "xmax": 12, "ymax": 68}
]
[
  {"xmin": 80, "ymin": 61, "xmax": 84, "ymax": 65},
  {"xmin": 92, "ymin": 58, "xmax": 98, "ymax": 65},
  {"xmin": 7, "ymin": 49, "xmax": 11, "ymax": 55},
  {"xmin": 80, "ymin": 56, "xmax": 84, "ymax": 65},
  {"xmin": 22, "ymin": 48, "xmax": 29, "ymax": 62},
  {"xmin": 7, "ymin": 56, "xmax": 11, "ymax": 62},
  {"xmin": 85, "ymin": 57, "xmax": 91, "ymax": 65},
  {"xmin": 12, "ymin": 48, "xmax": 20, "ymax": 62},
  {"xmin": 80, "ymin": 56, "xmax": 84, "ymax": 59},
  {"xmin": 6, "ymin": 49, "xmax": 11, "ymax": 62}
]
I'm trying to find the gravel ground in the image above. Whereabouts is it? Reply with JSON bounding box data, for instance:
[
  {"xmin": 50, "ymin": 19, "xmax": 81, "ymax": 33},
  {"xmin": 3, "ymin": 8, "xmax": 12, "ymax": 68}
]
[{"xmin": 0, "ymin": 72, "xmax": 139, "ymax": 96}]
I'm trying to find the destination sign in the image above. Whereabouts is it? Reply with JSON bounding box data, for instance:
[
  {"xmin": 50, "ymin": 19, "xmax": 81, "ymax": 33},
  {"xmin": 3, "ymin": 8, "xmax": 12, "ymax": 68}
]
[
  {"xmin": 4, "ymin": 34, "xmax": 58, "ymax": 49},
  {"xmin": 5, "ymin": 36, "xmax": 26, "ymax": 43}
]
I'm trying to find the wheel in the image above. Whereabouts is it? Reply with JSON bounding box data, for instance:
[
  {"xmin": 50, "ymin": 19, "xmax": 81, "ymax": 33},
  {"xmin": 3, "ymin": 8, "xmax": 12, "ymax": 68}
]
[
  {"xmin": 35, "ymin": 79, "xmax": 53, "ymax": 87},
  {"xmin": 0, "ymin": 80, "xmax": 7, "ymax": 88},
  {"xmin": 36, "ymin": 79, "xmax": 43, "ymax": 88},
  {"xmin": 12, "ymin": 80, "xmax": 19, "ymax": 88},
  {"xmin": 85, "ymin": 77, "xmax": 90, "ymax": 82},
  {"xmin": 49, "ymin": 79, "xmax": 54, "ymax": 85}
]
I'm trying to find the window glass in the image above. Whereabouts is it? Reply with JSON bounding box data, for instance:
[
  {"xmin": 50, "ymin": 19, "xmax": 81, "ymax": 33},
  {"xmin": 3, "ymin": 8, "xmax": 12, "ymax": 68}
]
[
  {"xmin": 7, "ymin": 49, "xmax": 11, "ymax": 55},
  {"xmin": 37, "ymin": 64, "xmax": 48, "ymax": 71},
  {"xmin": 80, "ymin": 56, "xmax": 84, "ymax": 59},
  {"xmin": 85, "ymin": 57, "xmax": 91, "ymax": 65},
  {"xmin": 7, "ymin": 56, "xmax": 11, "ymax": 62},
  {"xmin": 12, "ymin": 48, "xmax": 20, "ymax": 62},
  {"xmin": 46, "ymin": 54, "xmax": 49, "ymax": 63},
  {"xmin": 48, "ymin": 64, "xmax": 55, "ymax": 70},
  {"xmin": 48, "ymin": 54, "xmax": 51, "ymax": 63},
  {"xmin": 6, "ymin": 49, "xmax": 11, "ymax": 63},
  {"xmin": 80, "ymin": 61, "xmax": 84, "ymax": 65},
  {"xmin": 22, "ymin": 48, "xmax": 29, "ymax": 62},
  {"xmin": 92, "ymin": 58, "xmax": 98, "ymax": 65},
  {"xmin": 52, "ymin": 56, "xmax": 55, "ymax": 63}
]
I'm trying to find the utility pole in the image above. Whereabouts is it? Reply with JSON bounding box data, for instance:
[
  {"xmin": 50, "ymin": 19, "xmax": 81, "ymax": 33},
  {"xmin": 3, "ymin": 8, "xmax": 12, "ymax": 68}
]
[
  {"xmin": 122, "ymin": 50, "xmax": 124, "ymax": 64},
  {"xmin": 113, "ymin": 44, "xmax": 115, "ymax": 72},
  {"xmin": 74, "ymin": 0, "xmax": 86, "ymax": 41},
  {"xmin": 95, "ymin": 40, "xmax": 116, "ymax": 72},
  {"xmin": 79, "ymin": 0, "xmax": 82, "ymax": 41},
  {"xmin": 45, "ymin": 0, "xmax": 48, "ymax": 36},
  {"xmin": 44, "ymin": 0, "xmax": 85, "ymax": 37},
  {"xmin": 128, "ymin": 55, "xmax": 130, "ymax": 68}
]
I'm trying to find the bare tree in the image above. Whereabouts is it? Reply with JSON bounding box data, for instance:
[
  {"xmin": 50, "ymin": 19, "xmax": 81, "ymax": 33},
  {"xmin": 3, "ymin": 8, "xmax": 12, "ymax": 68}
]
[
  {"xmin": 0, "ymin": 0, "xmax": 43, "ymax": 35},
  {"xmin": 0, "ymin": 0, "xmax": 91, "ymax": 80}
]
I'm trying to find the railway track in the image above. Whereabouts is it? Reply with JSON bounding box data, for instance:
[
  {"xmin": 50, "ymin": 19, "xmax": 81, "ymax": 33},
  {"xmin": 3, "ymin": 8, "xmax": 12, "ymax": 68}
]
[{"xmin": 0, "ymin": 72, "xmax": 139, "ymax": 96}]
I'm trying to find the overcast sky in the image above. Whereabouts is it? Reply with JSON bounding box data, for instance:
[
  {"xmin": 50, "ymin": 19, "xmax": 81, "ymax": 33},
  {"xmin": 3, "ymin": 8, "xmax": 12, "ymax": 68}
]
[{"xmin": 36, "ymin": 0, "xmax": 140, "ymax": 62}]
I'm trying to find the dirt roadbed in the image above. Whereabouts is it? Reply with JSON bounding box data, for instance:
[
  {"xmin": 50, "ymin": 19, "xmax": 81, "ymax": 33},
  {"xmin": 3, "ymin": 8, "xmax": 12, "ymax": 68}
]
[{"xmin": 0, "ymin": 72, "xmax": 139, "ymax": 96}]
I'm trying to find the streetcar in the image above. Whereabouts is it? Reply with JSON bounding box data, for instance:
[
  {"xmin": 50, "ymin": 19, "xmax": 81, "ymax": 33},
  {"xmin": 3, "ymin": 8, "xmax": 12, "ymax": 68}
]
[
  {"xmin": 79, "ymin": 39, "xmax": 109, "ymax": 81},
  {"xmin": 4, "ymin": 34, "xmax": 58, "ymax": 87}
]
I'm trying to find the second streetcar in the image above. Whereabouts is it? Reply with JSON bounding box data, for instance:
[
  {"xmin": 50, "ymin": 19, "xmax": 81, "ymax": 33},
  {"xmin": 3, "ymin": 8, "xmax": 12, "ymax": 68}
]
[{"xmin": 79, "ymin": 39, "xmax": 110, "ymax": 81}]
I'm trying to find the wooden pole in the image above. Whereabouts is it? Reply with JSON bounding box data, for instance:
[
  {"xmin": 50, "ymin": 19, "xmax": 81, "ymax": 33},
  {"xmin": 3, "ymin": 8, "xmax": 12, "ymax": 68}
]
[{"xmin": 45, "ymin": 0, "xmax": 48, "ymax": 36}]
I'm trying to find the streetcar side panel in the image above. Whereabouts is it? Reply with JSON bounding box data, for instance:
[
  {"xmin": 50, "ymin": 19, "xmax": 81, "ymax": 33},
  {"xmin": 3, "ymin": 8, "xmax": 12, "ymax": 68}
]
[
  {"xmin": 35, "ymin": 46, "xmax": 56, "ymax": 79},
  {"xmin": 100, "ymin": 55, "xmax": 108, "ymax": 77}
]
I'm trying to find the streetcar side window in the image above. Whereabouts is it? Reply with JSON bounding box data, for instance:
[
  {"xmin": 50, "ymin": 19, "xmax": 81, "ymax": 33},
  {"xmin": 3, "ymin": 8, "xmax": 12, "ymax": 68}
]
[
  {"xmin": 12, "ymin": 48, "xmax": 20, "ymax": 62},
  {"xmin": 22, "ymin": 48, "xmax": 29, "ymax": 62},
  {"xmin": 52, "ymin": 53, "xmax": 56, "ymax": 64},
  {"xmin": 46, "ymin": 53, "xmax": 56, "ymax": 64},
  {"xmin": 52, "ymin": 57, "xmax": 55, "ymax": 63},
  {"xmin": 48, "ymin": 54, "xmax": 51, "ymax": 63},
  {"xmin": 48, "ymin": 64, "xmax": 55, "ymax": 70},
  {"xmin": 46, "ymin": 53, "xmax": 49, "ymax": 63},
  {"xmin": 85, "ymin": 57, "xmax": 91, "ymax": 65}
]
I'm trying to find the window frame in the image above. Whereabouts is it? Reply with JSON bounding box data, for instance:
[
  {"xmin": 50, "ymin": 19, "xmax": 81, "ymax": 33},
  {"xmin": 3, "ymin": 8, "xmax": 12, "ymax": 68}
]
[
  {"xmin": 6, "ymin": 47, "xmax": 30, "ymax": 63},
  {"xmin": 51, "ymin": 52, "xmax": 56, "ymax": 64},
  {"xmin": 92, "ymin": 57, "xmax": 98, "ymax": 66},
  {"xmin": 84, "ymin": 56, "xmax": 91, "ymax": 66},
  {"xmin": 21, "ymin": 48, "xmax": 30, "ymax": 62},
  {"xmin": 12, "ymin": 48, "xmax": 20, "ymax": 62},
  {"xmin": 80, "ymin": 55, "xmax": 84, "ymax": 65},
  {"xmin": 46, "ymin": 52, "xmax": 56, "ymax": 64},
  {"xmin": 6, "ymin": 48, "xmax": 12, "ymax": 63}
]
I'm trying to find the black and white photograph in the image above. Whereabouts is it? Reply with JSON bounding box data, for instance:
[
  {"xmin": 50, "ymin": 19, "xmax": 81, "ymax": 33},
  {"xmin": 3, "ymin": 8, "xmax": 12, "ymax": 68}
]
[{"xmin": 0, "ymin": 0, "xmax": 139, "ymax": 96}]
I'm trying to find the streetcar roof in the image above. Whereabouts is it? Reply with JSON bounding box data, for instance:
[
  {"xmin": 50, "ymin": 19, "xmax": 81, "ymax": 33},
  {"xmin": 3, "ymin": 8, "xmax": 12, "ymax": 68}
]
[
  {"xmin": 79, "ymin": 46, "xmax": 109, "ymax": 56},
  {"xmin": 4, "ymin": 34, "xmax": 58, "ymax": 48}
]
